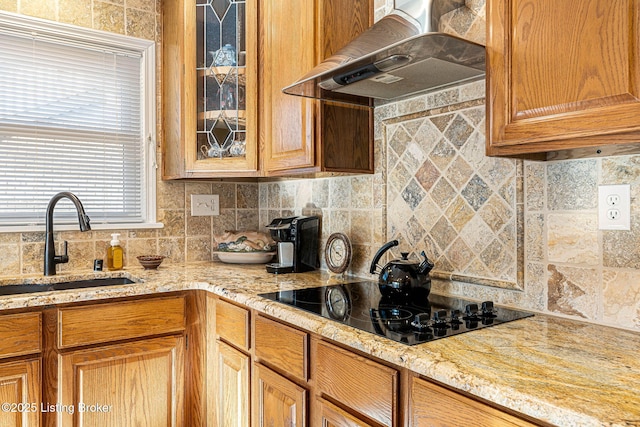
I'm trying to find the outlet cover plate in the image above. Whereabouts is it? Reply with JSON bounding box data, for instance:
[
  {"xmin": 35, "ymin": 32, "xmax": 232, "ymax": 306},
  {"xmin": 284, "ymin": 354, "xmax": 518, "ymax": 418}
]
[
  {"xmin": 191, "ymin": 194, "xmax": 220, "ymax": 216},
  {"xmin": 598, "ymin": 185, "xmax": 630, "ymax": 230}
]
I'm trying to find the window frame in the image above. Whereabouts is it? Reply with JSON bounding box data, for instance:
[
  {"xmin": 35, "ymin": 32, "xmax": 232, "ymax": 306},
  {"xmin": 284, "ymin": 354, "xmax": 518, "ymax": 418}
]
[{"xmin": 0, "ymin": 11, "xmax": 160, "ymax": 233}]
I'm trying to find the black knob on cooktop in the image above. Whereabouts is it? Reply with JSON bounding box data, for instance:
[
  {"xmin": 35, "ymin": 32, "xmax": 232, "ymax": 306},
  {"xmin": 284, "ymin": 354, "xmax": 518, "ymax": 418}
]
[
  {"xmin": 481, "ymin": 301, "xmax": 496, "ymax": 318},
  {"xmin": 464, "ymin": 303, "xmax": 479, "ymax": 320},
  {"xmin": 410, "ymin": 313, "xmax": 431, "ymax": 331},
  {"xmin": 433, "ymin": 309, "xmax": 448, "ymax": 326},
  {"xmin": 450, "ymin": 309, "xmax": 462, "ymax": 324}
]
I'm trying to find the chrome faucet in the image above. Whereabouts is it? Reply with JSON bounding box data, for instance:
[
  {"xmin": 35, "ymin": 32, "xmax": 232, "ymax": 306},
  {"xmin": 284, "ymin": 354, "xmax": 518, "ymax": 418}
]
[{"xmin": 44, "ymin": 192, "xmax": 92, "ymax": 276}]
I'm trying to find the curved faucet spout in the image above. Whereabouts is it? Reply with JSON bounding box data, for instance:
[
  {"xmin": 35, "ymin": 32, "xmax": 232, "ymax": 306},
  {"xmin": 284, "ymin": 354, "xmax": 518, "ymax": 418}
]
[{"xmin": 44, "ymin": 192, "xmax": 92, "ymax": 276}]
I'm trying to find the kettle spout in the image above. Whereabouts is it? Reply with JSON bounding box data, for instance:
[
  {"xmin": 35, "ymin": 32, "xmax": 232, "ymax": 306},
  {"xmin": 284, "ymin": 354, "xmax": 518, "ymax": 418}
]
[{"xmin": 418, "ymin": 251, "xmax": 435, "ymax": 275}]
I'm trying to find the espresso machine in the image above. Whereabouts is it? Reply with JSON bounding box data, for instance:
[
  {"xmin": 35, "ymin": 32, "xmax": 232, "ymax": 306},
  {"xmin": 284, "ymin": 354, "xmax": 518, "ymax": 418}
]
[{"xmin": 265, "ymin": 216, "xmax": 319, "ymax": 274}]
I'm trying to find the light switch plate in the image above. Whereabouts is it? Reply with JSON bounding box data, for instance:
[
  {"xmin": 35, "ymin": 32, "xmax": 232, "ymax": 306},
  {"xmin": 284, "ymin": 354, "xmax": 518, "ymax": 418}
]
[
  {"xmin": 598, "ymin": 185, "xmax": 630, "ymax": 230},
  {"xmin": 191, "ymin": 194, "xmax": 220, "ymax": 216}
]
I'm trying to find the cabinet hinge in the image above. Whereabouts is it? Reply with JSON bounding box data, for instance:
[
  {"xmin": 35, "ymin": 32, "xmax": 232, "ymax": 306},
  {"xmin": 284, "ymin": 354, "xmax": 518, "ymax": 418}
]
[{"xmin": 185, "ymin": 334, "xmax": 189, "ymax": 349}]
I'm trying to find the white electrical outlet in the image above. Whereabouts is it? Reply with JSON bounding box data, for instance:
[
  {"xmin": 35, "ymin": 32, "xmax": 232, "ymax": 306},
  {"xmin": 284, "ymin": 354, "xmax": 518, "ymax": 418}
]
[
  {"xmin": 598, "ymin": 185, "xmax": 630, "ymax": 230},
  {"xmin": 191, "ymin": 194, "xmax": 220, "ymax": 216}
]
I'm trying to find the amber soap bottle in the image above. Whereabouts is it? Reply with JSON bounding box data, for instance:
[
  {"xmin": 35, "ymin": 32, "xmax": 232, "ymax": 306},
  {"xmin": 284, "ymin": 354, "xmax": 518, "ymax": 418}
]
[{"xmin": 106, "ymin": 233, "xmax": 124, "ymax": 270}]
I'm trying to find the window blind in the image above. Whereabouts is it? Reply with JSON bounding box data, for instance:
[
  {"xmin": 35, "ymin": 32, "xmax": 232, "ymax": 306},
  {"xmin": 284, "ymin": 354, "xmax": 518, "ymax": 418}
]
[{"xmin": 0, "ymin": 17, "xmax": 150, "ymax": 227}]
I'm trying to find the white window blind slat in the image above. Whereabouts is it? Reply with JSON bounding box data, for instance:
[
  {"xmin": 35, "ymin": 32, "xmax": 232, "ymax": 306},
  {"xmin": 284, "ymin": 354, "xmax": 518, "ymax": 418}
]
[{"xmin": 0, "ymin": 12, "xmax": 155, "ymax": 228}]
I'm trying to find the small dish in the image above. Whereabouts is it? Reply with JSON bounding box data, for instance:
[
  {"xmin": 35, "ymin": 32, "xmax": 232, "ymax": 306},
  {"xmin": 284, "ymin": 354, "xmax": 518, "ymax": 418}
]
[
  {"xmin": 215, "ymin": 251, "xmax": 276, "ymax": 264},
  {"xmin": 137, "ymin": 255, "xmax": 165, "ymax": 270}
]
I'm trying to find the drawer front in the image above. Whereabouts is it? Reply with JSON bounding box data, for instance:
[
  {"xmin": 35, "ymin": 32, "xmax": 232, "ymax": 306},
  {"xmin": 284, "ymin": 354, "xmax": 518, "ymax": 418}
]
[
  {"xmin": 216, "ymin": 299, "xmax": 250, "ymax": 351},
  {"xmin": 315, "ymin": 340, "xmax": 397, "ymax": 427},
  {"xmin": 0, "ymin": 312, "xmax": 41, "ymax": 358},
  {"xmin": 410, "ymin": 377, "xmax": 541, "ymax": 427},
  {"xmin": 58, "ymin": 296, "xmax": 186, "ymax": 349},
  {"xmin": 255, "ymin": 315, "xmax": 307, "ymax": 381}
]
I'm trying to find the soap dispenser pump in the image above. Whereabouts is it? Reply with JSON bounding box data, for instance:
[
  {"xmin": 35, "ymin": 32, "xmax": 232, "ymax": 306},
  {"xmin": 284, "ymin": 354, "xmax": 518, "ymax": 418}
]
[{"xmin": 106, "ymin": 233, "xmax": 124, "ymax": 271}]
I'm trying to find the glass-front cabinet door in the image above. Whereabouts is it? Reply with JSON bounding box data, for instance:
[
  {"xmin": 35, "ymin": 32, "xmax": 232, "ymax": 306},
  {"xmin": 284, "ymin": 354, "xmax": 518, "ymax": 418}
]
[{"xmin": 163, "ymin": 0, "xmax": 257, "ymax": 179}]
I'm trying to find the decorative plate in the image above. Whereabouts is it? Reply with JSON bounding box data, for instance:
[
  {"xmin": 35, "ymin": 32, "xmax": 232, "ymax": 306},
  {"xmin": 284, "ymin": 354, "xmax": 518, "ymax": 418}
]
[
  {"xmin": 324, "ymin": 233, "xmax": 352, "ymax": 274},
  {"xmin": 215, "ymin": 251, "xmax": 276, "ymax": 264}
]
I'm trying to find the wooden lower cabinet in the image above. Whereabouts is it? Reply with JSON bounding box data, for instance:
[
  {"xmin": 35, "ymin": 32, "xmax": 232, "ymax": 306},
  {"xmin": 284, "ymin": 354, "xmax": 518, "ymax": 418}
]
[
  {"xmin": 55, "ymin": 335, "xmax": 184, "ymax": 427},
  {"xmin": 409, "ymin": 376, "xmax": 540, "ymax": 427},
  {"xmin": 316, "ymin": 398, "xmax": 377, "ymax": 427},
  {"xmin": 0, "ymin": 358, "xmax": 41, "ymax": 427},
  {"xmin": 215, "ymin": 340, "xmax": 250, "ymax": 427},
  {"xmin": 253, "ymin": 363, "xmax": 307, "ymax": 427}
]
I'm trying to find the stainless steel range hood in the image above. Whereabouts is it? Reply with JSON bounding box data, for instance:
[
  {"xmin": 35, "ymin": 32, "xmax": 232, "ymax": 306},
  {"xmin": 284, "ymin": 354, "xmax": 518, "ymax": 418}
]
[{"xmin": 282, "ymin": 0, "xmax": 486, "ymax": 106}]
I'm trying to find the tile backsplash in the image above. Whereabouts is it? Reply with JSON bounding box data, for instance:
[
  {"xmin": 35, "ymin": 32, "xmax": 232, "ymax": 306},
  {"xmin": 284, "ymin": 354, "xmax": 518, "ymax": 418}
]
[{"xmin": 1, "ymin": 0, "xmax": 639, "ymax": 333}]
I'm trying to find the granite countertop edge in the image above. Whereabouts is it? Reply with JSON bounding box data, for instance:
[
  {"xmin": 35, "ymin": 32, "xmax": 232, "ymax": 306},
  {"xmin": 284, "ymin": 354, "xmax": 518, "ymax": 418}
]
[{"xmin": 0, "ymin": 262, "xmax": 638, "ymax": 427}]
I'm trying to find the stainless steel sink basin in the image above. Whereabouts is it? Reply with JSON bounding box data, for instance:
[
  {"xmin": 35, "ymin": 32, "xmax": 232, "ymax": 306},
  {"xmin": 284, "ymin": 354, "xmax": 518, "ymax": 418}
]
[{"xmin": 0, "ymin": 277, "xmax": 136, "ymax": 296}]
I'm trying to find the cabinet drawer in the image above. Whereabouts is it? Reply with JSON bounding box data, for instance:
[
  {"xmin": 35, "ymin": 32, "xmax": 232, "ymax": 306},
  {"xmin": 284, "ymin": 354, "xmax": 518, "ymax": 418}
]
[
  {"xmin": 315, "ymin": 340, "xmax": 398, "ymax": 427},
  {"xmin": 216, "ymin": 299, "xmax": 250, "ymax": 351},
  {"xmin": 410, "ymin": 376, "xmax": 541, "ymax": 427},
  {"xmin": 0, "ymin": 312, "xmax": 41, "ymax": 358},
  {"xmin": 255, "ymin": 315, "xmax": 307, "ymax": 381},
  {"xmin": 57, "ymin": 296, "xmax": 186, "ymax": 349}
]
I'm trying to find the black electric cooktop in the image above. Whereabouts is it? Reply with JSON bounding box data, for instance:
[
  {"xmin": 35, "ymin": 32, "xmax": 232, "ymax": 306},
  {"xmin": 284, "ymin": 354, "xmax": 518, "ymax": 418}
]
[{"xmin": 259, "ymin": 281, "xmax": 533, "ymax": 346}]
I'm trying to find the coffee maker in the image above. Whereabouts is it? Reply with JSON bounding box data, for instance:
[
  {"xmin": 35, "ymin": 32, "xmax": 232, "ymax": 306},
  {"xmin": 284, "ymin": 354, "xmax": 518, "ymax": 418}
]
[{"xmin": 265, "ymin": 216, "xmax": 319, "ymax": 274}]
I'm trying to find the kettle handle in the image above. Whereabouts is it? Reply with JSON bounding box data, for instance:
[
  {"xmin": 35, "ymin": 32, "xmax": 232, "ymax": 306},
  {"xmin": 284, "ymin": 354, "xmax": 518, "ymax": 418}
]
[{"xmin": 369, "ymin": 240, "xmax": 399, "ymax": 274}]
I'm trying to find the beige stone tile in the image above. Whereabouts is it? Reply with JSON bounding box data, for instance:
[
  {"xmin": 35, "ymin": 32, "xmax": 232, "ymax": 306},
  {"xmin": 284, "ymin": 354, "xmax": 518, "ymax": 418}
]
[
  {"xmin": 186, "ymin": 236, "xmax": 211, "ymax": 262},
  {"xmin": 0, "ymin": 233, "xmax": 20, "ymax": 244},
  {"xmin": 602, "ymin": 269, "xmax": 640, "ymax": 329},
  {"xmin": 125, "ymin": 7, "xmax": 155, "ymax": 40},
  {"xmin": 159, "ymin": 237, "xmax": 185, "ymax": 263},
  {"xmin": 445, "ymin": 195, "xmax": 475, "ymax": 231},
  {"xmin": 19, "ymin": 0, "xmax": 55, "ymax": 19},
  {"xmin": 547, "ymin": 264, "xmax": 599, "ymax": 320},
  {"xmin": 0, "ymin": 245, "xmax": 21, "ymax": 277},
  {"xmin": 127, "ymin": 238, "xmax": 159, "ymax": 264},
  {"xmin": 237, "ymin": 183, "xmax": 258, "ymax": 209},
  {"xmin": 186, "ymin": 214, "xmax": 212, "ymax": 237},
  {"xmin": 525, "ymin": 213, "xmax": 545, "ymax": 262},
  {"xmin": 212, "ymin": 209, "xmax": 237, "ymax": 234},
  {"xmin": 236, "ymin": 209, "xmax": 259, "ymax": 231},
  {"xmin": 157, "ymin": 180, "xmax": 185, "ymax": 209},
  {"xmin": 158, "ymin": 209, "xmax": 185, "ymax": 237},
  {"xmin": 329, "ymin": 178, "xmax": 351, "ymax": 209},
  {"xmin": 350, "ymin": 211, "xmax": 373, "ymax": 245},
  {"xmin": 59, "ymin": 0, "xmax": 92, "ymax": 27},
  {"xmin": 93, "ymin": 1, "xmax": 125, "ymax": 34},
  {"xmin": 547, "ymin": 213, "xmax": 598, "ymax": 265},
  {"xmin": 351, "ymin": 176, "xmax": 373, "ymax": 209},
  {"xmin": 21, "ymin": 242, "xmax": 44, "ymax": 275},
  {"xmin": 126, "ymin": 0, "xmax": 154, "ymax": 12},
  {"xmin": 0, "ymin": 0, "xmax": 17, "ymax": 12},
  {"xmin": 478, "ymin": 195, "xmax": 512, "ymax": 233}
]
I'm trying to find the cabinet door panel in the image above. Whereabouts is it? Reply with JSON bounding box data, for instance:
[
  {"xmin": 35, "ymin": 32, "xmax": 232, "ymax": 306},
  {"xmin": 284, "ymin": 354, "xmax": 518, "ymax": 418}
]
[
  {"xmin": 0, "ymin": 358, "xmax": 40, "ymax": 427},
  {"xmin": 253, "ymin": 363, "xmax": 306, "ymax": 427},
  {"xmin": 57, "ymin": 336, "xmax": 184, "ymax": 427},
  {"xmin": 215, "ymin": 341, "xmax": 249, "ymax": 427},
  {"xmin": 487, "ymin": 0, "xmax": 640, "ymax": 155},
  {"xmin": 260, "ymin": 0, "xmax": 316, "ymax": 173}
]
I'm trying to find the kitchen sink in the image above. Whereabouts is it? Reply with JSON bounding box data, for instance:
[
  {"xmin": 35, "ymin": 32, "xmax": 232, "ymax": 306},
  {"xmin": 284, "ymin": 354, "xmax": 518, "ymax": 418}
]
[{"xmin": 0, "ymin": 277, "xmax": 136, "ymax": 296}]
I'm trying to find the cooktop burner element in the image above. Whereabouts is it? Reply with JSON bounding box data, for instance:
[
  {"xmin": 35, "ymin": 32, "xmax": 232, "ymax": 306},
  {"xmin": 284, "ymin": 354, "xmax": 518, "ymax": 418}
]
[{"xmin": 259, "ymin": 282, "xmax": 533, "ymax": 345}]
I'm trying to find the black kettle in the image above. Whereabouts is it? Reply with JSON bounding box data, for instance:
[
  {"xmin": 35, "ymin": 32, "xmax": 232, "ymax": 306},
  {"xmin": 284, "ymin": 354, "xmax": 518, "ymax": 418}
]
[{"xmin": 369, "ymin": 240, "xmax": 434, "ymax": 299}]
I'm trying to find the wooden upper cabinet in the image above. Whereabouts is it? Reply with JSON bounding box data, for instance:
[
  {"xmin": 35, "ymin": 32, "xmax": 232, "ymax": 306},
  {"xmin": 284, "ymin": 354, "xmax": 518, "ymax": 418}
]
[
  {"xmin": 163, "ymin": 0, "xmax": 259, "ymax": 178},
  {"xmin": 260, "ymin": 0, "xmax": 374, "ymax": 175},
  {"xmin": 486, "ymin": 0, "xmax": 640, "ymax": 157}
]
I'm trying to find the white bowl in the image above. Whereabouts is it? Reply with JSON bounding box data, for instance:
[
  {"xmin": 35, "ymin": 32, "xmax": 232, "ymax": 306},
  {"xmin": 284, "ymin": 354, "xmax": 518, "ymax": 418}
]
[{"xmin": 215, "ymin": 251, "xmax": 276, "ymax": 264}]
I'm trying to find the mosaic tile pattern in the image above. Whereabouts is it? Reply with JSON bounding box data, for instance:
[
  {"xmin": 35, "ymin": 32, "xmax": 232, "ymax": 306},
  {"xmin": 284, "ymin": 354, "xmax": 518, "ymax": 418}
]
[{"xmin": 384, "ymin": 103, "xmax": 522, "ymax": 288}]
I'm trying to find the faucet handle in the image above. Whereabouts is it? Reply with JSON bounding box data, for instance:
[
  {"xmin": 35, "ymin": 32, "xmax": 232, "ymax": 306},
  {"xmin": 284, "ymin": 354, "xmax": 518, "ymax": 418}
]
[{"xmin": 57, "ymin": 240, "xmax": 69, "ymax": 264}]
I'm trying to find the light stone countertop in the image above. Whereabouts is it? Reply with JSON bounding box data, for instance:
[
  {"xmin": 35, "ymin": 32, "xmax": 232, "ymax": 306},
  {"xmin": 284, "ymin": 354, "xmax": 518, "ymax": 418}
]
[{"xmin": 1, "ymin": 262, "xmax": 638, "ymax": 427}]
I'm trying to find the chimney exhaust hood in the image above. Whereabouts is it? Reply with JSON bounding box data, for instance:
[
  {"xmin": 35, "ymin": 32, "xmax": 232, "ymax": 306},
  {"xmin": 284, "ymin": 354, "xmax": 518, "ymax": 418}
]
[{"xmin": 282, "ymin": 0, "xmax": 486, "ymax": 106}]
